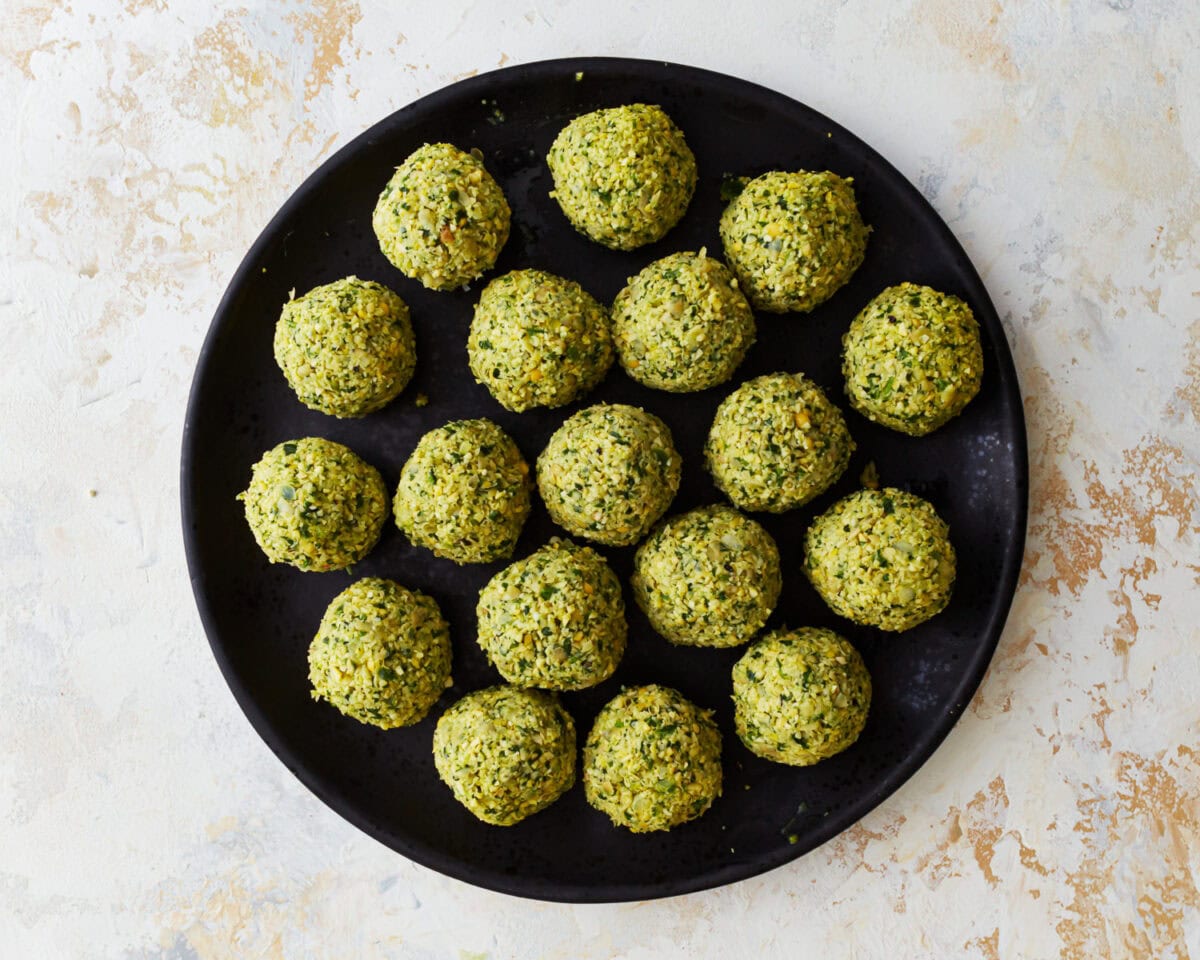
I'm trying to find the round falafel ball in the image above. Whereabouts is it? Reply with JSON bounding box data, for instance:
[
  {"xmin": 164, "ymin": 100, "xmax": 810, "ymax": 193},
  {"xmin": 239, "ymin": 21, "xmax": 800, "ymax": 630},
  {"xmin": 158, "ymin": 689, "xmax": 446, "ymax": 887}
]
[
  {"xmin": 468, "ymin": 269, "xmax": 613, "ymax": 412},
  {"xmin": 583, "ymin": 685, "xmax": 722, "ymax": 833},
  {"xmin": 719, "ymin": 170, "xmax": 868, "ymax": 313},
  {"xmin": 632, "ymin": 504, "xmax": 781, "ymax": 648},
  {"xmin": 372, "ymin": 142, "xmax": 510, "ymax": 291},
  {"xmin": 547, "ymin": 104, "xmax": 697, "ymax": 250},
  {"xmin": 536, "ymin": 403, "xmax": 681, "ymax": 547},
  {"xmin": 308, "ymin": 578, "xmax": 452, "ymax": 729},
  {"xmin": 393, "ymin": 419, "xmax": 531, "ymax": 564},
  {"xmin": 842, "ymin": 282, "xmax": 984, "ymax": 436},
  {"xmin": 433, "ymin": 685, "xmax": 576, "ymax": 826},
  {"xmin": 476, "ymin": 538, "xmax": 627, "ymax": 690},
  {"xmin": 239, "ymin": 437, "xmax": 388, "ymax": 572},
  {"xmin": 612, "ymin": 250, "xmax": 756, "ymax": 393},
  {"xmin": 804, "ymin": 487, "xmax": 956, "ymax": 631},
  {"xmin": 732, "ymin": 626, "xmax": 871, "ymax": 766},
  {"xmin": 705, "ymin": 372, "xmax": 855, "ymax": 513},
  {"xmin": 273, "ymin": 276, "xmax": 416, "ymax": 418}
]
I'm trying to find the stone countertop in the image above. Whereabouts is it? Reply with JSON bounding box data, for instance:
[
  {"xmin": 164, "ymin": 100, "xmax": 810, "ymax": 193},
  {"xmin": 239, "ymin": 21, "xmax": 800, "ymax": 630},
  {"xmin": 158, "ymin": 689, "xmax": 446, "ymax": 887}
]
[{"xmin": 2, "ymin": 2, "xmax": 1197, "ymax": 957}]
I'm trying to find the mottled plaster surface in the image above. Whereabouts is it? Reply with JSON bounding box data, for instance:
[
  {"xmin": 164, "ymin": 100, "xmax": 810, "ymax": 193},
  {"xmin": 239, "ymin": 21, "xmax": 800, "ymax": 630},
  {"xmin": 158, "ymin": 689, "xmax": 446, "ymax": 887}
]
[{"xmin": 1, "ymin": 1, "xmax": 1197, "ymax": 957}]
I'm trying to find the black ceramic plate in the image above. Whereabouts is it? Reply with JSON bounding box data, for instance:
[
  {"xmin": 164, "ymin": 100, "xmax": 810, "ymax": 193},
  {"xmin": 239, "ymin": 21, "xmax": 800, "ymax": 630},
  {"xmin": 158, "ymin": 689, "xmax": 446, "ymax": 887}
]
[{"xmin": 181, "ymin": 58, "xmax": 1027, "ymax": 902}]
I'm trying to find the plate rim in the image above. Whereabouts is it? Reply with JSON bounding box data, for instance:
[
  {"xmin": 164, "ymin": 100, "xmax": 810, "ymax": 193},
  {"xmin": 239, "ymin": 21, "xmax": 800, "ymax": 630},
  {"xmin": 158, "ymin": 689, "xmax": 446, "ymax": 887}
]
[{"xmin": 180, "ymin": 55, "xmax": 1029, "ymax": 903}]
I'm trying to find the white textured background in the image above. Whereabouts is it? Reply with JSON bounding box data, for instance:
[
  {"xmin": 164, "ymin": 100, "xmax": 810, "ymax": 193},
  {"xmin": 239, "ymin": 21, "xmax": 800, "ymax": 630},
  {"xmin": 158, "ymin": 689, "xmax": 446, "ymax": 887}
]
[{"xmin": 2, "ymin": 1, "xmax": 1198, "ymax": 957}]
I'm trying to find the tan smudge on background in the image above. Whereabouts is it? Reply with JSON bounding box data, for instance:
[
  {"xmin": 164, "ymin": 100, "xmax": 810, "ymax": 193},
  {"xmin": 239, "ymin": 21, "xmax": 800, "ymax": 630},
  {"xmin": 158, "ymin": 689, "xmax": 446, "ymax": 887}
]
[
  {"xmin": 1088, "ymin": 685, "xmax": 1113, "ymax": 751},
  {"xmin": 123, "ymin": 0, "xmax": 168, "ymax": 14},
  {"xmin": 109, "ymin": 42, "xmax": 156, "ymax": 115},
  {"xmin": 964, "ymin": 927, "xmax": 1000, "ymax": 960},
  {"xmin": 1058, "ymin": 749, "xmax": 1200, "ymax": 959},
  {"xmin": 1083, "ymin": 437, "xmax": 1197, "ymax": 550},
  {"xmin": 287, "ymin": 0, "xmax": 363, "ymax": 101},
  {"xmin": 0, "ymin": 2, "xmax": 56, "ymax": 78},
  {"xmin": 1076, "ymin": 435, "xmax": 1196, "ymax": 658},
  {"xmin": 1169, "ymin": 317, "xmax": 1200, "ymax": 423},
  {"xmin": 65, "ymin": 99, "xmax": 82, "ymax": 135},
  {"xmin": 990, "ymin": 625, "xmax": 1039, "ymax": 674},
  {"xmin": 1019, "ymin": 364, "xmax": 1107, "ymax": 598},
  {"xmin": 178, "ymin": 11, "xmax": 288, "ymax": 130},
  {"xmin": 22, "ymin": 190, "xmax": 69, "ymax": 236},
  {"xmin": 158, "ymin": 876, "xmax": 290, "ymax": 960},
  {"xmin": 1021, "ymin": 342, "xmax": 1196, "ymax": 618},
  {"xmin": 1104, "ymin": 555, "xmax": 1159, "ymax": 664},
  {"xmin": 955, "ymin": 110, "xmax": 1024, "ymax": 153},
  {"xmin": 823, "ymin": 812, "xmax": 907, "ymax": 874},
  {"xmin": 150, "ymin": 867, "xmax": 427, "ymax": 960},
  {"xmin": 9, "ymin": 4, "xmax": 362, "ymax": 334},
  {"xmin": 917, "ymin": 777, "xmax": 1050, "ymax": 891},
  {"xmin": 962, "ymin": 776, "xmax": 1006, "ymax": 885},
  {"xmin": 911, "ymin": 0, "xmax": 1019, "ymax": 80},
  {"xmin": 268, "ymin": 120, "xmax": 341, "ymax": 176},
  {"xmin": 205, "ymin": 815, "xmax": 239, "ymax": 841},
  {"xmin": 1146, "ymin": 216, "xmax": 1195, "ymax": 272},
  {"xmin": 913, "ymin": 811, "xmax": 961, "ymax": 889},
  {"xmin": 1062, "ymin": 111, "xmax": 1195, "ymax": 205}
]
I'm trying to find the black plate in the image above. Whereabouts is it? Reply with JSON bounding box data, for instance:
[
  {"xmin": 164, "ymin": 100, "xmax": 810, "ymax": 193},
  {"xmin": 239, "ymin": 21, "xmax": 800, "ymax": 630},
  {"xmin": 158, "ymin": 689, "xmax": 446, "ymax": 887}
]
[{"xmin": 181, "ymin": 57, "xmax": 1027, "ymax": 902}]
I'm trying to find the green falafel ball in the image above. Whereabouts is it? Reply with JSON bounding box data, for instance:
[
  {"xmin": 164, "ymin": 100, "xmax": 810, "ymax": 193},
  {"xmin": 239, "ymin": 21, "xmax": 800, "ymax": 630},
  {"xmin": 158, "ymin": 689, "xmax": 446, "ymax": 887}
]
[
  {"xmin": 433, "ymin": 685, "xmax": 576, "ymax": 826},
  {"xmin": 273, "ymin": 276, "xmax": 416, "ymax": 418},
  {"xmin": 372, "ymin": 142, "xmax": 510, "ymax": 290},
  {"xmin": 732, "ymin": 627, "xmax": 871, "ymax": 765},
  {"xmin": 705, "ymin": 372, "xmax": 855, "ymax": 513},
  {"xmin": 393, "ymin": 419, "xmax": 531, "ymax": 564},
  {"xmin": 239, "ymin": 437, "xmax": 388, "ymax": 572},
  {"xmin": 476, "ymin": 538, "xmax": 627, "ymax": 690},
  {"xmin": 632, "ymin": 504, "xmax": 781, "ymax": 648},
  {"xmin": 842, "ymin": 282, "xmax": 984, "ymax": 436},
  {"xmin": 547, "ymin": 104, "xmax": 697, "ymax": 250},
  {"xmin": 612, "ymin": 250, "xmax": 756, "ymax": 393},
  {"xmin": 468, "ymin": 269, "xmax": 613, "ymax": 412},
  {"xmin": 308, "ymin": 578, "xmax": 452, "ymax": 729},
  {"xmin": 583, "ymin": 685, "xmax": 722, "ymax": 833},
  {"xmin": 536, "ymin": 403, "xmax": 681, "ymax": 547},
  {"xmin": 719, "ymin": 170, "xmax": 868, "ymax": 313},
  {"xmin": 804, "ymin": 487, "xmax": 956, "ymax": 631}
]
